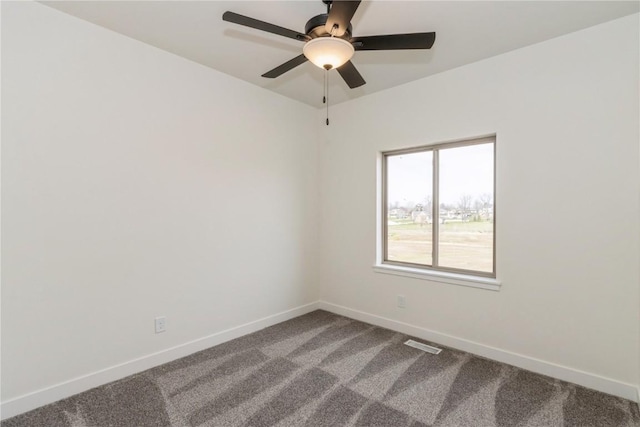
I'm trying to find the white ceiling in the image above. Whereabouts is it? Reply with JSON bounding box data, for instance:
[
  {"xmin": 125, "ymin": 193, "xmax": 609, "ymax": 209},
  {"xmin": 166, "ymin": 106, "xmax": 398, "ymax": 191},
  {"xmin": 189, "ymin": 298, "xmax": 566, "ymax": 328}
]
[{"xmin": 41, "ymin": 1, "xmax": 639, "ymax": 108}]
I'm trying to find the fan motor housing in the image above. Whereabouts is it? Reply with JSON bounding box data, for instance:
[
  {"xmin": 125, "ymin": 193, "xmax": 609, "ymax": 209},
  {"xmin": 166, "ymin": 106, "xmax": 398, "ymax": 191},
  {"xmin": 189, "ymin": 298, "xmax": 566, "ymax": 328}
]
[{"xmin": 305, "ymin": 14, "xmax": 352, "ymax": 39}]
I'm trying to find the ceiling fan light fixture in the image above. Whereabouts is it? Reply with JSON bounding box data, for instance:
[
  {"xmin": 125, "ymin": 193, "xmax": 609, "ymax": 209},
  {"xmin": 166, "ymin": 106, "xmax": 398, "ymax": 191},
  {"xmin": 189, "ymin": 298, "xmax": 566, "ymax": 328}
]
[{"xmin": 303, "ymin": 37, "xmax": 354, "ymax": 70}]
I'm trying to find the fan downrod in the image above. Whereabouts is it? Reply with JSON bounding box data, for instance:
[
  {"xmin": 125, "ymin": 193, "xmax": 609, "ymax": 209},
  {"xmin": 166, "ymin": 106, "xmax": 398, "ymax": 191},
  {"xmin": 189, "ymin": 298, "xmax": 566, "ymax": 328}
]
[{"xmin": 322, "ymin": 1, "xmax": 337, "ymax": 17}]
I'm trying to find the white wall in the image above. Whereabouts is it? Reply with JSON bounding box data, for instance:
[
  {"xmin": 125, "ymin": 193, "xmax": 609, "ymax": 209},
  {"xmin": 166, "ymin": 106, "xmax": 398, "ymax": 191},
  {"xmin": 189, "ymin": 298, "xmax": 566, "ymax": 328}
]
[
  {"xmin": 1, "ymin": 1, "xmax": 319, "ymax": 404},
  {"xmin": 319, "ymin": 14, "xmax": 639, "ymax": 394}
]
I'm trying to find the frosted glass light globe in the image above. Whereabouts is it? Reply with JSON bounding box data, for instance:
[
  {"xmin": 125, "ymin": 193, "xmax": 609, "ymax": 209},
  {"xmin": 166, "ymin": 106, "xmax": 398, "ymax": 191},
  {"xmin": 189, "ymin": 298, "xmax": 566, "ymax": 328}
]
[{"xmin": 303, "ymin": 37, "xmax": 355, "ymax": 70}]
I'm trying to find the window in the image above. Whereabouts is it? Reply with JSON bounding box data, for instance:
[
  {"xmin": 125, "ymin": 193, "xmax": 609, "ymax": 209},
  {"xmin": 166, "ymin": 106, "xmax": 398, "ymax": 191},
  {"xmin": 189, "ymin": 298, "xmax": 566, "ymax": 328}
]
[{"xmin": 382, "ymin": 136, "xmax": 495, "ymax": 278}]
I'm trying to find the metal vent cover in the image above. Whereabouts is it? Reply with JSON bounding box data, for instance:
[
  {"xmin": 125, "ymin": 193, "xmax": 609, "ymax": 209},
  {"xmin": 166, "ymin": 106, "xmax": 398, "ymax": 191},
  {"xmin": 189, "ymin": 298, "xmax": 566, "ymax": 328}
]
[{"xmin": 404, "ymin": 339, "xmax": 442, "ymax": 354}]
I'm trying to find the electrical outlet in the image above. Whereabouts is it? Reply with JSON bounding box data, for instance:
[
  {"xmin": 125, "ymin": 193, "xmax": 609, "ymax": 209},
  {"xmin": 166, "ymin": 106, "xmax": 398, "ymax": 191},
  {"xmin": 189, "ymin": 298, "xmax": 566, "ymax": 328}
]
[
  {"xmin": 155, "ymin": 316, "xmax": 166, "ymax": 334},
  {"xmin": 397, "ymin": 295, "xmax": 406, "ymax": 308}
]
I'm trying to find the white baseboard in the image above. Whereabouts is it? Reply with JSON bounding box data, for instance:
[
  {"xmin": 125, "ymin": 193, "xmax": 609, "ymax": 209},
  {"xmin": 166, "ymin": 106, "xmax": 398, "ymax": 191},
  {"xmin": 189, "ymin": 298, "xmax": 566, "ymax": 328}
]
[
  {"xmin": 0, "ymin": 301, "xmax": 320, "ymax": 420},
  {"xmin": 318, "ymin": 301, "xmax": 639, "ymax": 402}
]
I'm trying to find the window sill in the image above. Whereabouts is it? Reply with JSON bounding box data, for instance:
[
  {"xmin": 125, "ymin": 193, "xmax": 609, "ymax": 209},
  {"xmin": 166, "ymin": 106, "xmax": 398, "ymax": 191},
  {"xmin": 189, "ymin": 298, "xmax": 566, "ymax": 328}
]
[{"xmin": 373, "ymin": 263, "xmax": 501, "ymax": 291}]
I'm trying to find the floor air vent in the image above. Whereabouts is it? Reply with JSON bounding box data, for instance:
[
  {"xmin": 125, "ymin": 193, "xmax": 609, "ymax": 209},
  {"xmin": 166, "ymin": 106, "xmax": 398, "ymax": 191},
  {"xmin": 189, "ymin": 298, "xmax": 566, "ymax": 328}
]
[{"xmin": 404, "ymin": 339, "xmax": 442, "ymax": 354}]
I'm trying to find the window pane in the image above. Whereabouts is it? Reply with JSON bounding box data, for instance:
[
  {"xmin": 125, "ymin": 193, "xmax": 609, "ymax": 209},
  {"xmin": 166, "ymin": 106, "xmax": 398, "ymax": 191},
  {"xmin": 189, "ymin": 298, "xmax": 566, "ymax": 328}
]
[
  {"xmin": 438, "ymin": 143, "xmax": 494, "ymax": 273},
  {"xmin": 386, "ymin": 151, "xmax": 433, "ymax": 265}
]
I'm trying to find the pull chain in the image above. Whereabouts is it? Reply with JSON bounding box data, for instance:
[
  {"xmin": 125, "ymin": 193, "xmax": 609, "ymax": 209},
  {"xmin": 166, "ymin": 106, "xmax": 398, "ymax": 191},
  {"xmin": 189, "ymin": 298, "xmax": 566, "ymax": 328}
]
[
  {"xmin": 323, "ymin": 69, "xmax": 326, "ymax": 106},
  {"xmin": 325, "ymin": 69, "xmax": 330, "ymax": 125}
]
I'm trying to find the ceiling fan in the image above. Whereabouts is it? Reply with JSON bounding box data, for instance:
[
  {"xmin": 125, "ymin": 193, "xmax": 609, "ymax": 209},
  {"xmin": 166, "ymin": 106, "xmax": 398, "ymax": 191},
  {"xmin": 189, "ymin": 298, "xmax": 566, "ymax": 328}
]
[{"xmin": 222, "ymin": 0, "xmax": 436, "ymax": 89}]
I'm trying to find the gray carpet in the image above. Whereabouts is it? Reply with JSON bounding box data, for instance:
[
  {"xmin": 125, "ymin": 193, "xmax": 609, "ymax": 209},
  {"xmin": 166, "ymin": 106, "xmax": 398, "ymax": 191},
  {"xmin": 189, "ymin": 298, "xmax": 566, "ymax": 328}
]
[{"xmin": 3, "ymin": 310, "xmax": 639, "ymax": 426}]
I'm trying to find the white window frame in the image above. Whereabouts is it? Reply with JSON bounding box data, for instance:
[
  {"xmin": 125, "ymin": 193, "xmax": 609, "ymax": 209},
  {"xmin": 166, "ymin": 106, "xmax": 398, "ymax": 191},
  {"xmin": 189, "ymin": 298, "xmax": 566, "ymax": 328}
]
[{"xmin": 374, "ymin": 135, "xmax": 501, "ymax": 291}]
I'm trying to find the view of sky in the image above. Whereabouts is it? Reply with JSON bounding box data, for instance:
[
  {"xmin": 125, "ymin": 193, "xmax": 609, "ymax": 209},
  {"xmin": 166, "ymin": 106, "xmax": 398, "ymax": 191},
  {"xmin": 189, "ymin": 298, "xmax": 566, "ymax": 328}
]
[{"xmin": 387, "ymin": 143, "xmax": 494, "ymax": 207}]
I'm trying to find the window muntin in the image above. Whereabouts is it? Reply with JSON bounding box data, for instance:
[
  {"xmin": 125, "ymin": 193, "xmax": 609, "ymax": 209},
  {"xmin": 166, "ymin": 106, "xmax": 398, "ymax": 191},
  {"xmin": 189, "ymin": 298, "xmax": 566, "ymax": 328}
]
[{"xmin": 383, "ymin": 137, "xmax": 495, "ymax": 278}]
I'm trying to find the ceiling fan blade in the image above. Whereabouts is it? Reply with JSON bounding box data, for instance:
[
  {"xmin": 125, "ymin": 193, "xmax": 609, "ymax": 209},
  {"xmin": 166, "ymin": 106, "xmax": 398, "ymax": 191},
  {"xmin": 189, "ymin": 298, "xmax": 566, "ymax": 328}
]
[
  {"xmin": 262, "ymin": 54, "xmax": 309, "ymax": 78},
  {"xmin": 336, "ymin": 60, "xmax": 366, "ymax": 88},
  {"xmin": 325, "ymin": 1, "xmax": 361, "ymax": 37},
  {"xmin": 352, "ymin": 32, "xmax": 436, "ymax": 50},
  {"xmin": 223, "ymin": 11, "xmax": 308, "ymax": 42}
]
